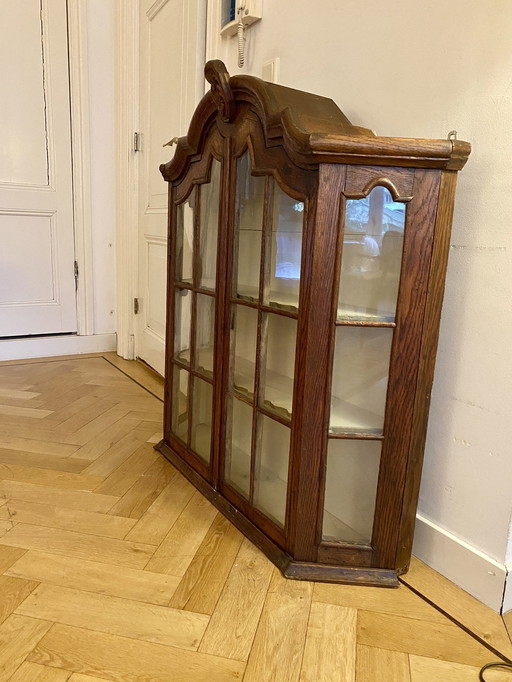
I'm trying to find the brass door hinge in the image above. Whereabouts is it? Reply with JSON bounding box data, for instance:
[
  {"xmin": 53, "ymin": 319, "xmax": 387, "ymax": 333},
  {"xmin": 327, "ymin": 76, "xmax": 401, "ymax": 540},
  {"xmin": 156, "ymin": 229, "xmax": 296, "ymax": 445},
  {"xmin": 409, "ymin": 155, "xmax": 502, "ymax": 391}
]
[{"xmin": 133, "ymin": 297, "xmax": 140, "ymax": 314}]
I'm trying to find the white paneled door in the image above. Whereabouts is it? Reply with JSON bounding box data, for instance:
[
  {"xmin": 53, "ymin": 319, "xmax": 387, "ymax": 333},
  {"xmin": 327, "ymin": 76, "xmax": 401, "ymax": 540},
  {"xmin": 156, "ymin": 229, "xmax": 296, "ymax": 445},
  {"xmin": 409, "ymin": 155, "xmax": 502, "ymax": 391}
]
[
  {"xmin": 136, "ymin": 0, "xmax": 204, "ymax": 375},
  {"xmin": 0, "ymin": 0, "xmax": 76, "ymax": 338},
  {"xmin": 0, "ymin": 0, "xmax": 77, "ymax": 337}
]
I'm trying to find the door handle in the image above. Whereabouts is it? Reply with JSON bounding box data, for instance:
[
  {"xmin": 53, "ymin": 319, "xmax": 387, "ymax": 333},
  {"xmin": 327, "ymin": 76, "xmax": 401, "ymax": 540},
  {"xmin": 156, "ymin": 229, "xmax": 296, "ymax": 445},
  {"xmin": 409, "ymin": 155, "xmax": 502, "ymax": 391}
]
[{"xmin": 163, "ymin": 136, "xmax": 179, "ymax": 148}]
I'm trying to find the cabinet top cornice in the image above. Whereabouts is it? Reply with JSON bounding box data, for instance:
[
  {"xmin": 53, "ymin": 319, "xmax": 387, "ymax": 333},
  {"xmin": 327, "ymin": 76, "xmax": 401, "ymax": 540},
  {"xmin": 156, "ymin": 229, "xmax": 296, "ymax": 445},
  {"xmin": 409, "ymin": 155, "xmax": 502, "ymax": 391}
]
[{"xmin": 160, "ymin": 60, "xmax": 470, "ymax": 181}]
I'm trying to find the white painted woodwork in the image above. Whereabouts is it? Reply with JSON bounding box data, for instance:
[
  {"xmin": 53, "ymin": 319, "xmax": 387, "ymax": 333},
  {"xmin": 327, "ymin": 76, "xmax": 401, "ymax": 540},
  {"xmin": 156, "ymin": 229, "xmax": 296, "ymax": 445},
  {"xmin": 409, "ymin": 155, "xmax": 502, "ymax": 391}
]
[
  {"xmin": 0, "ymin": 0, "xmax": 77, "ymax": 337},
  {"xmin": 136, "ymin": 0, "xmax": 205, "ymax": 374}
]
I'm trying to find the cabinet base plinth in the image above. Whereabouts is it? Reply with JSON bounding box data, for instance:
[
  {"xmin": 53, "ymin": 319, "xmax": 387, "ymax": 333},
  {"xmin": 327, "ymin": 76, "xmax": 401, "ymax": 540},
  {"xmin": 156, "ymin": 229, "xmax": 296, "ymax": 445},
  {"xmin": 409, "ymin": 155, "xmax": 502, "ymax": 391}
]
[{"xmin": 155, "ymin": 440, "xmax": 399, "ymax": 588}]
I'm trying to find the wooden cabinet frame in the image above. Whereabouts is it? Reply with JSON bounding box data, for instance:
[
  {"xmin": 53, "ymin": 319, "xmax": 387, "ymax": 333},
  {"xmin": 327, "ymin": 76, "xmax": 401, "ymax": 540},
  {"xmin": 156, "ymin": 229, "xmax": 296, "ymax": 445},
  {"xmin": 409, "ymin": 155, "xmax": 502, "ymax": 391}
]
[{"xmin": 156, "ymin": 60, "xmax": 470, "ymax": 586}]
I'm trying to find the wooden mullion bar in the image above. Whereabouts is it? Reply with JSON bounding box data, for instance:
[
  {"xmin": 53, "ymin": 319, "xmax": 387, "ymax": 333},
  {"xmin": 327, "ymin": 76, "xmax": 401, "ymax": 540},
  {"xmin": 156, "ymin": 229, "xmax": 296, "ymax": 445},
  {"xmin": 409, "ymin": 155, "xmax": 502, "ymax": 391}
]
[{"xmin": 335, "ymin": 320, "xmax": 396, "ymax": 328}]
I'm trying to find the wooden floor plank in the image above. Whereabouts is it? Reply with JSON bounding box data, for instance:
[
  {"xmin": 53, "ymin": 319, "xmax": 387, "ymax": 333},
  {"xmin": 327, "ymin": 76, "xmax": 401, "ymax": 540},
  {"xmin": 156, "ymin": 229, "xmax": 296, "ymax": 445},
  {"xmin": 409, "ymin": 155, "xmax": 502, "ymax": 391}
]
[
  {"xmin": 199, "ymin": 538, "xmax": 273, "ymax": 662},
  {"xmin": 0, "ymin": 614, "xmax": 52, "ymax": 681},
  {"xmin": 402, "ymin": 557, "xmax": 512, "ymax": 658},
  {"xmin": 16, "ymin": 584, "xmax": 209, "ymax": 651},
  {"xmin": 0, "ymin": 575, "xmax": 39, "ymax": 626},
  {"xmin": 300, "ymin": 602, "xmax": 357, "ymax": 681},
  {"xmin": 0, "ymin": 545, "xmax": 27, "ymax": 574},
  {"xmin": 313, "ymin": 581, "xmax": 445, "ymax": 624},
  {"xmin": 357, "ymin": 610, "xmax": 494, "ymax": 668},
  {"xmin": 71, "ymin": 416, "xmax": 141, "ymax": 462},
  {"xmin": 29, "ymin": 623, "xmax": 245, "ymax": 681},
  {"xmin": 504, "ymin": 611, "xmax": 512, "ymax": 646},
  {"xmin": 0, "ymin": 481, "xmax": 118, "ymax": 513},
  {"xmin": 169, "ymin": 513, "xmax": 243, "ymax": 615},
  {"xmin": 0, "ymin": 524, "xmax": 155, "ymax": 569},
  {"xmin": 92, "ymin": 442, "xmax": 159, "ymax": 497},
  {"xmin": 107, "ymin": 457, "xmax": 177, "ymax": 519},
  {"xmin": 69, "ymin": 675, "xmax": 110, "ymax": 682},
  {"xmin": 244, "ymin": 570, "xmax": 313, "ymax": 681},
  {"xmin": 143, "ymin": 491, "xmax": 218, "ymax": 575},
  {"xmin": 0, "ymin": 500, "xmax": 137, "ymax": 540},
  {"xmin": 9, "ymin": 660, "xmax": 72, "ymax": 681},
  {"xmin": 0, "ymin": 464, "xmax": 101, "ymax": 491},
  {"xmin": 0, "ymin": 448, "xmax": 86, "ymax": 474},
  {"xmin": 0, "ymin": 404, "xmax": 53, "ymax": 419},
  {"xmin": 6, "ymin": 551, "xmax": 180, "ymax": 606},
  {"xmin": 0, "ymin": 436, "xmax": 78, "ymax": 457},
  {"xmin": 356, "ymin": 645, "xmax": 411, "ymax": 682},
  {"xmin": 409, "ymin": 654, "xmax": 512, "ymax": 681},
  {"xmin": 80, "ymin": 423, "xmax": 157, "ymax": 478},
  {"xmin": 125, "ymin": 474, "xmax": 196, "ymax": 546}
]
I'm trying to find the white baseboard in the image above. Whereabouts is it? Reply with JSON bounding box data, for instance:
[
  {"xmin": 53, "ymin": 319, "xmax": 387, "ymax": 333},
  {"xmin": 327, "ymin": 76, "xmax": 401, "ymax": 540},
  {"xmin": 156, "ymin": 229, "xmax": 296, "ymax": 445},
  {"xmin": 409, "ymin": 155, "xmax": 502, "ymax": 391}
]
[
  {"xmin": 0, "ymin": 333, "xmax": 116, "ymax": 362},
  {"xmin": 413, "ymin": 514, "xmax": 507, "ymax": 613}
]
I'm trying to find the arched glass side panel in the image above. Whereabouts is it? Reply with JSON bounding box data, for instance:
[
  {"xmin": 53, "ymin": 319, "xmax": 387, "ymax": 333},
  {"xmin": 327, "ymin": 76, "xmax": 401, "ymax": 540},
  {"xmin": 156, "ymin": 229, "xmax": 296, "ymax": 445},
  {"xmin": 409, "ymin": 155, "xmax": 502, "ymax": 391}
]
[
  {"xmin": 338, "ymin": 186, "xmax": 405, "ymax": 322},
  {"xmin": 199, "ymin": 159, "xmax": 221, "ymax": 290}
]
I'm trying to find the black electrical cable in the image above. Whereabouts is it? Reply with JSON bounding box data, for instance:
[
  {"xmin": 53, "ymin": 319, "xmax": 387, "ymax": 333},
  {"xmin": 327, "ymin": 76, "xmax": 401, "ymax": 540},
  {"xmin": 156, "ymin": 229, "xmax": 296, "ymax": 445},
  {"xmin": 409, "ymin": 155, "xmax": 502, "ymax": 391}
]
[{"xmin": 479, "ymin": 661, "xmax": 512, "ymax": 680}]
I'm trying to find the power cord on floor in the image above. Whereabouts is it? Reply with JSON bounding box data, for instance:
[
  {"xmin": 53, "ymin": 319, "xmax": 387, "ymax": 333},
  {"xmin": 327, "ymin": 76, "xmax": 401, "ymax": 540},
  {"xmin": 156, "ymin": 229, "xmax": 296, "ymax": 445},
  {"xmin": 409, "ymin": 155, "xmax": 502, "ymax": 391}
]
[{"xmin": 480, "ymin": 662, "xmax": 512, "ymax": 680}]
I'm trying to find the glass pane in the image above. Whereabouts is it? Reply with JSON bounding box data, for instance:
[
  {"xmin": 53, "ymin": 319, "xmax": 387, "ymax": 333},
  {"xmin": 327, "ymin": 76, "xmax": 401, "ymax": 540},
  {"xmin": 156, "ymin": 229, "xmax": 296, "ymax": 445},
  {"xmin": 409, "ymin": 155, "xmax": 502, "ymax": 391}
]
[
  {"xmin": 176, "ymin": 194, "xmax": 195, "ymax": 283},
  {"xmin": 253, "ymin": 415, "xmax": 290, "ymax": 526},
  {"xmin": 190, "ymin": 378, "xmax": 213, "ymax": 463},
  {"xmin": 231, "ymin": 304, "xmax": 258, "ymax": 399},
  {"xmin": 195, "ymin": 294, "xmax": 215, "ymax": 378},
  {"xmin": 323, "ymin": 439, "xmax": 381, "ymax": 544},
  {"xmin": 234, "ymin": 151, "xmax": 265, "ymax": 302},
  {"xmin": 199, "ymin": 158, "xmax": 221, "ymax": 290},
  {"xmin": 338, "ymin": 186, "xmax": 405, "ymax": 322},
  {"xmin": 174, "ymin": 289, "xmax": 191, "ymax": 365},
  {"xmin": 261, "ymin": 313, "xmax": 296, "ymax": 420},
  {"xmin": 330, "ymin": 327, "xmax": 393, "ymax": 435},
  {"xmin": 225, "ymin": 397, "xmax": 252, "ymax": 498},
  {"xmin": 171, "ymin": 365, "xmax": 189, "ymax": 443},
  {"xmin": 267, "ymin": 184, "xmax": 304, "ymax": 311}
]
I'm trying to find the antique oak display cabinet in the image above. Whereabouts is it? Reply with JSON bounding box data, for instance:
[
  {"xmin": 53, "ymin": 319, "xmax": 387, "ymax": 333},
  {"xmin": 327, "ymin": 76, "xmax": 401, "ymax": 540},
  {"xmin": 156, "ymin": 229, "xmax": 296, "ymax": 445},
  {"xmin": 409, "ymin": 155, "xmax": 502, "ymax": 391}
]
[{"xmin": 156, "ymin": 60, "xmax": 470, "ymax": 586}]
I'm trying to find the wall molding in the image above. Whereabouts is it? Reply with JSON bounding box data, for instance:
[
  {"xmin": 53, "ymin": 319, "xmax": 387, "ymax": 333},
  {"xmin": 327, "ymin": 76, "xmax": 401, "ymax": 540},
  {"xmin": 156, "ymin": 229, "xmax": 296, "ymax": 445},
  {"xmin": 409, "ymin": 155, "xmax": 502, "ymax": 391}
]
[
  {"xmin": 67, "ymin": 0, "xmax": 94, "ymax": 336},
  {"xmin": 413, "ymin": 513, "xmax": 508, "ymax": 613},
  {"xmin": 0, "ymin": 334, "xmax": 116, "ymax": 362},
  {"xmin": 115, "ymin": 0, "xmax": 140, "ymax": 359}
]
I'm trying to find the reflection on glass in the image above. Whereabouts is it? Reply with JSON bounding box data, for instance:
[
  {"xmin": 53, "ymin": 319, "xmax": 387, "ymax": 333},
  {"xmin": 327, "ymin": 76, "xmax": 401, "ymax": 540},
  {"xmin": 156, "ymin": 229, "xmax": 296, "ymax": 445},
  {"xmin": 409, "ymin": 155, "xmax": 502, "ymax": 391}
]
[
  {"xmin": 261, "ymin": 313, "xmax": 296, "ymax": 420},
  {"xmin": 323, "ymin": 439, "xmax": 381, "ymax": 544},
  {"xmin": 174, "ymin": 289, "xmax": 191, "ymax": 365},
  {"xmin": 190, "ymin": 377, "xmax": 213, "ymax": 463},
  {"xmin": 195, "ymin": 294, "xmax": 215, "ymax": 378},
  {"xmin": 176, "ymin": 194, "xmax": 195, "ymax": 283},
  {"xmin": 267, "ymin": 184, "xmax": 304, "ymax": 311},
  {"xmin": 231, "ymin": 304, "xmax": 258, "ymax": 399},
  {"xmin": 225, "ymin": 397, "xmax": 252, "ymax": 498},
  {"xmin": 330, "ymin": 327, "xmax": 392, "ymax": 435},
  {"xmin": 171, "ymin": 365, "xmax": 189, "ymax": 443},
  {"xmin": 199, "ymin": 159, "xmax": 221, "ymax": 290},
  {"xmin": 338, "ymin": 186, "xmax": 405, "ymax": 321},
  {"xmin": 253, "ymin": 415, "xmax": 290, "ymax": 526},
  {"xmin": 234, "ymin": 151, "xmax": 265, "ymax": 302}
]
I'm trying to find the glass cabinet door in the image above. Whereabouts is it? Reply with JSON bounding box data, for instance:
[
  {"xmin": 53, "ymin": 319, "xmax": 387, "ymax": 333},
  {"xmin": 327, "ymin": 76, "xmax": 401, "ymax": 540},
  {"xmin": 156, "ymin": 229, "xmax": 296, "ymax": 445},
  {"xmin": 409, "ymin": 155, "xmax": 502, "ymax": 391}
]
[
  {"xmin": 324, "ymin": 186, "xmax": 406, "ymax": 544},
  {"xmin": 169, "ymin": 158, "xmax": 222, "ymax": 467},
  {"xmin": 224, "ymin": 150, "xmax": 304, "ymax": 530}
]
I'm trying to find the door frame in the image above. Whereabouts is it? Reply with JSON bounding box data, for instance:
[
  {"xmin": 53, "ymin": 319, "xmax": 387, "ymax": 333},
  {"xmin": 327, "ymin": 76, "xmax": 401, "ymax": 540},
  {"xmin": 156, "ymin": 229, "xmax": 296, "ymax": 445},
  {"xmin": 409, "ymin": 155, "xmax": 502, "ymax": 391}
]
[{"xmin": 115, "ymin": 0, "xmax": 208, "ymax": 364}]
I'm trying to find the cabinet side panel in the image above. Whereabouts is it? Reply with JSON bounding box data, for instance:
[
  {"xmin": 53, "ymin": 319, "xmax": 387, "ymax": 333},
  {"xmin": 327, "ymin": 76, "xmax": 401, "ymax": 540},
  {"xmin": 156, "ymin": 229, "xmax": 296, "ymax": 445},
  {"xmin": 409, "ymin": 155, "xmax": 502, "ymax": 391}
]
[
  {"xmin": 287, "ymin": 164, "xmax": 345, "ymax": 561},
  {"xmin": 371, "ymin": 169, "xmax": 441, "ymax": 569},
  {"xmin": 395, "ymin": 170, "xmax": 458, "ymax": 572}
]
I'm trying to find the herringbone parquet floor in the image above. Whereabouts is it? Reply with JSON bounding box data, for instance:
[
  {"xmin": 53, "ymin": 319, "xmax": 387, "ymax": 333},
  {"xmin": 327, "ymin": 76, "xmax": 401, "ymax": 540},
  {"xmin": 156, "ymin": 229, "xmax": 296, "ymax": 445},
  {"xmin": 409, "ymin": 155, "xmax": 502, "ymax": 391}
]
[{"xmin": 0, "ymin": 353, "xmax": 510, "ymax": 681}]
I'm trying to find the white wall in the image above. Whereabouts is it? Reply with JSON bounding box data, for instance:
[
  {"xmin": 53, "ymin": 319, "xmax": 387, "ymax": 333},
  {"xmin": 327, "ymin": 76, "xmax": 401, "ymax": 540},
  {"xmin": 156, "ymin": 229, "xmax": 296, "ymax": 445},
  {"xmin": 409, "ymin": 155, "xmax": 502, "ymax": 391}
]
[
  {"xmin": 86, "ymin": 0, "xmax": 117, "ymax": 335},
  {"xmin": 210, "ymin": 0, "xmax": 512, "ymax": 609}
]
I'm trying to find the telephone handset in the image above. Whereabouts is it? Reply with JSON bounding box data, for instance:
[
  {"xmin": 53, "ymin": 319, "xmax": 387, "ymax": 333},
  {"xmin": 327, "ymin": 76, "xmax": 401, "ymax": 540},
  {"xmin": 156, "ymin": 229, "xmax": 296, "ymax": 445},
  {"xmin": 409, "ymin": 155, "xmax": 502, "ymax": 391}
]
[{"xmin": 221, "ymin": 0, "xmax": 262, "ymax": 68}]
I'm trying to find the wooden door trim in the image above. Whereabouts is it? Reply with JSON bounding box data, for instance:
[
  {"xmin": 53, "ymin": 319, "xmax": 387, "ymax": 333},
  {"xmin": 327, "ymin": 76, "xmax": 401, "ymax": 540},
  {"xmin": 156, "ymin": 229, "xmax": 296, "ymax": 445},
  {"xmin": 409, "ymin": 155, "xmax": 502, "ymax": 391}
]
[
  {"xmin": 67, "ymin": 0, "xmax": 95, "ymax": 337},
  {"xmin": 115, "ymin": 0, "xmax": 140, "ymax": 359}
]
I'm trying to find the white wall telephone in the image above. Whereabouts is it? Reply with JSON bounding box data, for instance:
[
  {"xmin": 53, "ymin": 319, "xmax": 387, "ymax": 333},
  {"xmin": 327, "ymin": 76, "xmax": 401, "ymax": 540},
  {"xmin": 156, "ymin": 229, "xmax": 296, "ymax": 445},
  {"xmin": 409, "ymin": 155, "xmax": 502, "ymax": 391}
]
[{"xmin": 221, "ymin": 0, "xmax": 262, "ymax": 68}]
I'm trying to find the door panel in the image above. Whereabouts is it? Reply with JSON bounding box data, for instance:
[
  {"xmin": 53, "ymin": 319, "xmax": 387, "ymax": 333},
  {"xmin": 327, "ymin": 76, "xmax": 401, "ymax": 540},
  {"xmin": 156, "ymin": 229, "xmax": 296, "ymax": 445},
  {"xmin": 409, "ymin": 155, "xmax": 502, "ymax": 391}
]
[
  {"xmin": 137, "ymin": 0, "xmax": 205, "ymax": 374},
  {"xmin": 0, "ymin": 0, "xmax": 77, "ymax": 337}
]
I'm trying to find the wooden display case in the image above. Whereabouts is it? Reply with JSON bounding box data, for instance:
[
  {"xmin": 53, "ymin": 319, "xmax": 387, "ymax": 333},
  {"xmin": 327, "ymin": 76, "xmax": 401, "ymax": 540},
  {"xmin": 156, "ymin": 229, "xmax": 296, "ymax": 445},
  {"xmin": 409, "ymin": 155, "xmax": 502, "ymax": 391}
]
[{"xmin": 156, "ymin": 60, "xmax": 470, "ymax": 586}]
